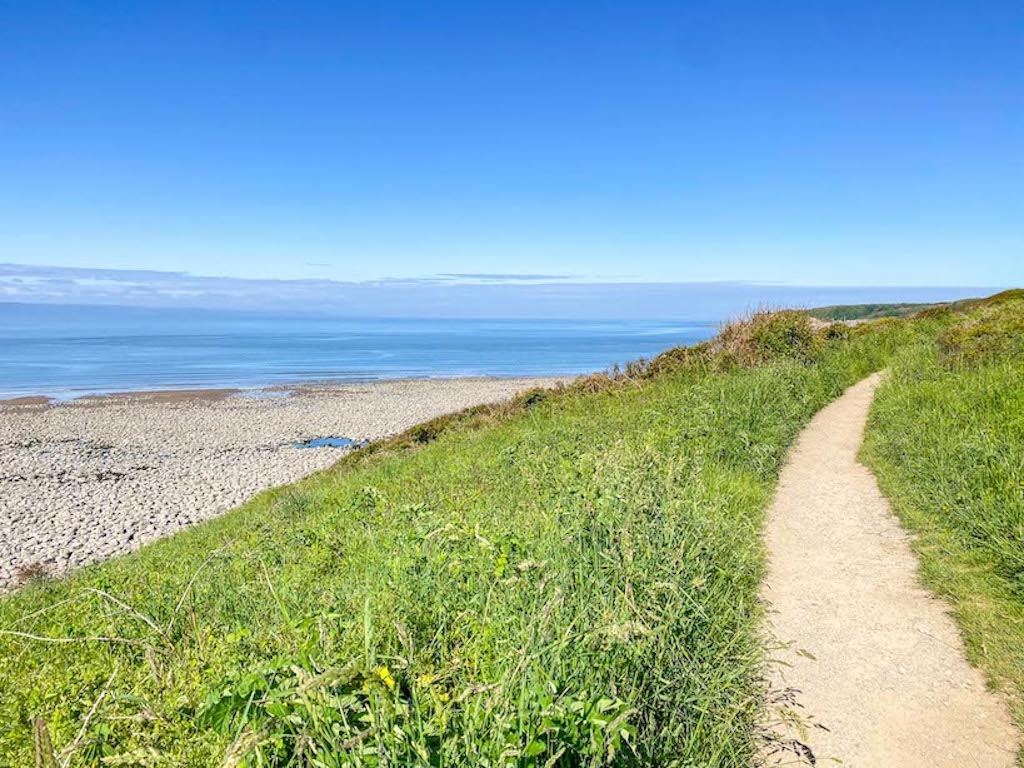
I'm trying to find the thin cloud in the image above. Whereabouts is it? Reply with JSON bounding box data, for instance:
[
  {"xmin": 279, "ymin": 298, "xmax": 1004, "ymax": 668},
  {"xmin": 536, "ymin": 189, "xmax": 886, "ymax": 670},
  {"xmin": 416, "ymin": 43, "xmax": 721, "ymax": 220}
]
[
  {"xmin": 0, "ymin": 263, "xmax": 996, "ymax": 320},
  {"xmin": 436, "ymin": 273, "xmax": 575, "ymax": 282}
]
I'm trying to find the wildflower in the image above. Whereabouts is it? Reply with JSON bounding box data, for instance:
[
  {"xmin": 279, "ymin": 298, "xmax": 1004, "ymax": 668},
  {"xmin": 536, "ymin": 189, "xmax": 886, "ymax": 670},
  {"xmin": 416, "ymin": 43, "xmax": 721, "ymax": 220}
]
[{"xmin": 376, "ymin": 666, "xmax": 396, "ymax": 691}]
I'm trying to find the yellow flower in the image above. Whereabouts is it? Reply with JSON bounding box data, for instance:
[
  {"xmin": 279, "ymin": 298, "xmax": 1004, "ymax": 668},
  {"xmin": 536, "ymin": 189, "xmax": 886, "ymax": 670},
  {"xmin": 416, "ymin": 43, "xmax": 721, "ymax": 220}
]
[{"xmin": 376, "ymin": 666, "xmax": 396, "ymax": 691}]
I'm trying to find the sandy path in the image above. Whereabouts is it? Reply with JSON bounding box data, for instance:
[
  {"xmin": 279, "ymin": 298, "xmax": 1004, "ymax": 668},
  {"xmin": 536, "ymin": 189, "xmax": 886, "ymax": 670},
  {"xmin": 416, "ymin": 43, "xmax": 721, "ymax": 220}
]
[{"xmin": 762, "ymin": 373, "xmax": 1019, "ymax": 766}]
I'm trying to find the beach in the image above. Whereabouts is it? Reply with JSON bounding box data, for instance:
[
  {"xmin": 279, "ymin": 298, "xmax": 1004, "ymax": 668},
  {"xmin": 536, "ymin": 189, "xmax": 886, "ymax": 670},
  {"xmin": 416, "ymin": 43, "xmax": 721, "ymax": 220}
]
[{"xmin": 0, "ymin": 376, "xmax": 563, "ymax": 591}]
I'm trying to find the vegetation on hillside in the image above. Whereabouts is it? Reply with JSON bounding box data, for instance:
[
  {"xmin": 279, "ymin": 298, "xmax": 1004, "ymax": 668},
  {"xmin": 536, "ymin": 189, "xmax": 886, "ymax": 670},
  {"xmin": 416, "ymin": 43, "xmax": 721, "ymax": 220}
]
[
  {"xmin": 862, "ymin": 289, "xmax": 1024, "ymax": 756},
  {"xmin": 0, "ymin": 311, "xmax": 917, "ymax": 767},
  {"xmin": 806, "ymin": 300, "xmax": 966, "ymax": 322}
]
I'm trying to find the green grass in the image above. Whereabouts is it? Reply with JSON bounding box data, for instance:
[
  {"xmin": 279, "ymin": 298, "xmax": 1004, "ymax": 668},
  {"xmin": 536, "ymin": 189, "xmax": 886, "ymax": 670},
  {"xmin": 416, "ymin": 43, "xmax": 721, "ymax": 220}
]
[
  {"xmin": 0, "ymin": 313, "xmax": 912, "ymax": 767},
  {"xmin": 862, "ymin": 291, "xmax": 1024, "ymax": 760}
]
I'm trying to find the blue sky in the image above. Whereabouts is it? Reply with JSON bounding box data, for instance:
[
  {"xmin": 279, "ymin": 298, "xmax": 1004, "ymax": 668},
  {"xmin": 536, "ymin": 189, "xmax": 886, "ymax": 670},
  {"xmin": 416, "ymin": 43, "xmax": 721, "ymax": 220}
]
[{"xmin": 1, "ymin": 1, "xmax": 1021, "ymax": 292}]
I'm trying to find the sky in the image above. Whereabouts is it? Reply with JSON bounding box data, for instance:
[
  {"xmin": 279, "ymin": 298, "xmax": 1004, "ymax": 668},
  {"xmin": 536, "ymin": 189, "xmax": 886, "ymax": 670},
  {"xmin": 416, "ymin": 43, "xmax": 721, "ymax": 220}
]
[
  {"xmin": 1, "ymin": 1, "xmax": 1021, "ymax": 302},
  {"xmin": 0, "ymin": 263, "xmax": 997, "ymax": 319}
]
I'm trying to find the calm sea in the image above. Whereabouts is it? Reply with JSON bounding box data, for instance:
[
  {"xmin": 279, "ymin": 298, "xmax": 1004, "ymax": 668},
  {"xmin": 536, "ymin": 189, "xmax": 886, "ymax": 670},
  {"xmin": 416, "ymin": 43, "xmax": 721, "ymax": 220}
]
[{"xmin": 0, "ymin": 303, "xmax": 716, "ymax": 398}]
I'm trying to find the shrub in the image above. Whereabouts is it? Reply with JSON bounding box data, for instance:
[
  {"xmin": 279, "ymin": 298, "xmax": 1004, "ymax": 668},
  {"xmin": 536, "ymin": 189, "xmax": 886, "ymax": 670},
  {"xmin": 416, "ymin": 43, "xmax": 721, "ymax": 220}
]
[
  {"xmin": 822, "ymin": 323, "xmax": 851, "ymax": 342},
  {"xmin": 713, "ymin": 310, "xmax": 822, "ymax": 368}
]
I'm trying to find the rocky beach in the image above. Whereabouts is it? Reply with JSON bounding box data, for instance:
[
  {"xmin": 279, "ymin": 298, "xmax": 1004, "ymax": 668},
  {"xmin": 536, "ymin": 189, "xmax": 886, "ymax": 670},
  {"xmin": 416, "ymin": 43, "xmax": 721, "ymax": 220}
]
[{"xmin": 0, "ymin": 377, "xmax": 562, "ymax": 591}]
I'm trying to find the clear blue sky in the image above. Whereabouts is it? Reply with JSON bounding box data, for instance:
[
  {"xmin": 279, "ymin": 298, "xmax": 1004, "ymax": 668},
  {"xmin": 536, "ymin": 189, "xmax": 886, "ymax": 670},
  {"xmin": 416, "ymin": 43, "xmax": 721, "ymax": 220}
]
[{"xmin": 1, "ymin": 1, "xmax": 1021, "ymax": 287}]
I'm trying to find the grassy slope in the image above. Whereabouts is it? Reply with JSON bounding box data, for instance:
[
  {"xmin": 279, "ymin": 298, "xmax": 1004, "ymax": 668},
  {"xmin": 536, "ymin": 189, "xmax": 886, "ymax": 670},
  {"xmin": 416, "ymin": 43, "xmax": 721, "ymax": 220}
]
[
  {"xmin": 0, "ymin": 315, "xmax": 911, "ymax": 767},
  {"xmin": 862, "ymin": 291, "xmax": 1024, "ymax": 759}
]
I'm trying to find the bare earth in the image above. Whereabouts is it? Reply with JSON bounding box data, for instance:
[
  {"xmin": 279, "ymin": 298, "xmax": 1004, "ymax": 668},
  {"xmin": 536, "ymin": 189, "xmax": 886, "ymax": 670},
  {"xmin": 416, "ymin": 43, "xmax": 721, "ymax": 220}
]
[
  {"xmin": 0, "ymin": 377, "xmax": 563, "ymax": 591},
  {"xmin": 763, "ymin": 373, "xmax": 1019, "ymax": 766}
]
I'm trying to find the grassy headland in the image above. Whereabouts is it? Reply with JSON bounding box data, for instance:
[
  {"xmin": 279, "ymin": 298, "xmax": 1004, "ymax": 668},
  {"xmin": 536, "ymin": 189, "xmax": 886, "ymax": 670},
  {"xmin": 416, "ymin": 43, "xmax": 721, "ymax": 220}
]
[
  {"xmin": 862, "ymin": 289, "xmax": 1024, "ymax": 748},
  {"xmin": 806, "ymin": 298, "xmax": 977, "ymax": 322},
  {"xmin": 1, "ymin": 296, "xmax": 1019, "ymax": 766}
]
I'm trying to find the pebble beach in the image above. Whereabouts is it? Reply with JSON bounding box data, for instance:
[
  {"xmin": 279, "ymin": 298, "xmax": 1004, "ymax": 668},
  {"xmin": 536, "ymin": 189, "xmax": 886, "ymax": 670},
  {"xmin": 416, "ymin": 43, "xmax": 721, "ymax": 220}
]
[{"xmin": 0, "ymin": 377, "xmax": 563, "ymax": 591}]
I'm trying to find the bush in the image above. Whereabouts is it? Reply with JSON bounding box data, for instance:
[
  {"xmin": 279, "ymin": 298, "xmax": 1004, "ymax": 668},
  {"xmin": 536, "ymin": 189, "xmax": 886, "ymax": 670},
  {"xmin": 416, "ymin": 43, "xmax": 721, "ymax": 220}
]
[{"xmin": 713, "ymin": 310, "xmax": 822, "ymax": 368}]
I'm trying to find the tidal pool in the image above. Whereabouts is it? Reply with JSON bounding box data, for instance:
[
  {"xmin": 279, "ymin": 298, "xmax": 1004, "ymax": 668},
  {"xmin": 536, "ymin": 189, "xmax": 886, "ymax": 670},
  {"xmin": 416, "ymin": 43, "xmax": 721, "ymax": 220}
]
[{"xmin": 292, "ymin": 436, "xmax": 365, "ymax": 449}]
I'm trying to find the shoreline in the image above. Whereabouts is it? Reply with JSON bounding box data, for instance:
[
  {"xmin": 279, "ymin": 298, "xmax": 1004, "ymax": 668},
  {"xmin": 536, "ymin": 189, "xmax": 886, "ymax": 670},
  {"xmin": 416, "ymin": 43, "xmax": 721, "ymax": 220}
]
[
  {"xmin": 0, "ymin": 373, "xmax": 579, "ymax": 407},
  {"xmin": 0, "ymin": 375, "xmax": 568, "ymax": 591}
]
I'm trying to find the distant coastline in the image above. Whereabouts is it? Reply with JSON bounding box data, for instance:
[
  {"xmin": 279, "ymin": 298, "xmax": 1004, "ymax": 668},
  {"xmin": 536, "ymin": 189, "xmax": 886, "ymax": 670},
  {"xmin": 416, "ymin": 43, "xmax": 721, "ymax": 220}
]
[{"xmin": 0, "ymin": 376, "xmax": 560, "ymax": 407}]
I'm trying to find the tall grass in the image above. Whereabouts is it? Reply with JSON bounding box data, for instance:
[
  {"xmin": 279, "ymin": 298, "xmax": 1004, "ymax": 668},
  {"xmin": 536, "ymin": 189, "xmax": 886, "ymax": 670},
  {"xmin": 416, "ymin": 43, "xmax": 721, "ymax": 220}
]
[
  {"xmin": 862, "ymin": 292, "xmax": 1024, "ymax": 760},
  {"xmin": 1, "ymin": 314, "xmax": 911, "ymax": 767}
]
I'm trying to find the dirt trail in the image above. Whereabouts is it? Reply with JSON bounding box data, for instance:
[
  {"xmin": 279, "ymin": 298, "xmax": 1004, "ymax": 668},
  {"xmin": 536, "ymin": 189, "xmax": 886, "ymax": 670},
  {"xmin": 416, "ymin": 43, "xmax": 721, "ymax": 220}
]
[{"xmin": 762, "ymin": 373, "xmax": 1019, "ymax": 766}]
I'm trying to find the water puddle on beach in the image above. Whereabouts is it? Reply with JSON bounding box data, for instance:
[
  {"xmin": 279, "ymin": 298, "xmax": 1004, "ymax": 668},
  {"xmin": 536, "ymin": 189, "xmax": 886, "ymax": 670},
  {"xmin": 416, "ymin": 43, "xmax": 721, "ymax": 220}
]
[{"xmin": 291, "ymin": 436, "xmax": 367, "ymax": 449}]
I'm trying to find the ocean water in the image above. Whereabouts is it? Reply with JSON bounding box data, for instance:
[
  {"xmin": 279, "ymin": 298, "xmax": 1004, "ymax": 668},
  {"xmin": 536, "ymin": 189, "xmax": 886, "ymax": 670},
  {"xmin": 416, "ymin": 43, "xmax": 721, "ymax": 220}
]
[{"xmin": 0, "ymin": 303, "xmax": 716, "ymax": 398}]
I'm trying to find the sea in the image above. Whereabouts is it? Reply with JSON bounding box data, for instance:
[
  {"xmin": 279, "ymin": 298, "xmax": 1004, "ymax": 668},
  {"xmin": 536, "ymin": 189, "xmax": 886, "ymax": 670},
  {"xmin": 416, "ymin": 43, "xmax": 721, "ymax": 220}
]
[{"xmin": 0, "ymin": 303, "xmax": 717, "ymax": 399}]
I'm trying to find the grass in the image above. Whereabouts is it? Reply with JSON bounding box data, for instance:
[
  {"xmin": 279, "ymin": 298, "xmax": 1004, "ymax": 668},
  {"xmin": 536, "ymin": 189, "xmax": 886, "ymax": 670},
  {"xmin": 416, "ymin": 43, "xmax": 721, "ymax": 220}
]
[
  {"xmin": 862, "ymin": 290, "xmax": 1024, "ymax": 761},
  {"xmin": 0, "ymin": 311, "xmax": 915, "ymax": 767}
]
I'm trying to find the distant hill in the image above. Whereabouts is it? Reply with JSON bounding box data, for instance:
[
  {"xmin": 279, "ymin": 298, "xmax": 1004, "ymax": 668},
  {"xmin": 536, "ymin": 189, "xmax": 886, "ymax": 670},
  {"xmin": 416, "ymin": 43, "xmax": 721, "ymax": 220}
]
[{"xmin": 807, "ymin": 298, "xmax": 977, "ymax": 322}]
